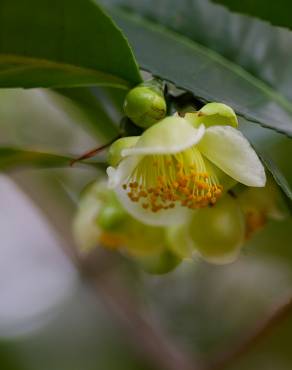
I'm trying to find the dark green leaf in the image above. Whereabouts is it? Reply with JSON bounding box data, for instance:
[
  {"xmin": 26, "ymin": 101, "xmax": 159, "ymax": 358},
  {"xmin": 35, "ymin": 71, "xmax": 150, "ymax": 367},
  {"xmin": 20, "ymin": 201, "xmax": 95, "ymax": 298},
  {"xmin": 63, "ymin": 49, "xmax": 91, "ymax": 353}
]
[
  {"xmin": 100, "ymin": 0, "xmax": 292, "ymax": 137},
  {"xmin": 212, "ymin": 0, "xmax": 292, "ymax": 30},
  {"xmin": 100, "ymin": 0, "xmax": 292, "ymax": 206},
  {"xmin": 0, "ymin": 0, "xmax": 141, "ymax": 88},
  {"xmin": 55, "ymin": 88, "xmax": 120, "ymax": 141},
  {"xmin": 0, "ymin": 147, "xmax": 106, "ymax": 171},
  {"xmin": 240, "ymin": 119, "xmax": 292, "ymax": 208},
  {"xmin": 261, "ymin": 157, "xmax": 292, "ymax": 214}
]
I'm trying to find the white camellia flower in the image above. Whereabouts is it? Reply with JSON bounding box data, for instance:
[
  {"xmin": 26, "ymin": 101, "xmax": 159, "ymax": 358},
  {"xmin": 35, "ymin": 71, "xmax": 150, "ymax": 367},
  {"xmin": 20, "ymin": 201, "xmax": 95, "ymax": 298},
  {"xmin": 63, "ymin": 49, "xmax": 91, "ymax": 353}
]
[{"xmin": 107, "ymin": 104, "xmax": 266, "ymax": 226}]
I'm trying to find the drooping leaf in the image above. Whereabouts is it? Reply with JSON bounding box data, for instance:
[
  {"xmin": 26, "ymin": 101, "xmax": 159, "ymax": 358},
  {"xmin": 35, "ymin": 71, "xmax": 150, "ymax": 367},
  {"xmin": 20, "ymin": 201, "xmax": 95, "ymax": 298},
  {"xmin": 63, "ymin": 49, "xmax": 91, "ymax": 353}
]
[
  {"xmin": 0, "ymin": 0, "xmax": 141, "ymax": 89},
  {"xmin": 54, "ymin": 88, "xmax": 120, "ymax": 141},
  {"xmin": 212, "ymin": 0, "xmax": 292, "ymax": 30},
  {"xmin": 0, "ymin": 148, "xmax": 106, "ymax": 172},
  {"xmin": 100, "ymin": 0, "xmax": 292, "ymax": 138}
]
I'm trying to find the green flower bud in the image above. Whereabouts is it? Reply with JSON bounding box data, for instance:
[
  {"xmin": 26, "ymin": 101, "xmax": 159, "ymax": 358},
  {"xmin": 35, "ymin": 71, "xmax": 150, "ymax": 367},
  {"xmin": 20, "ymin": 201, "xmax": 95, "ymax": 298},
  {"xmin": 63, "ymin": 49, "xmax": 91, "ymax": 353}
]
[
  {"xmin": 123, "ymin": 79, "xmax": 167, "ymax": 128},
  {"xmin": 236, "ymin": 177, "xmax": 289, "ymax": 239},
  {"xmin": 166, "ymin": 225, "xmax": 194, "ymax": 259},
  {"xmin": 185, "ymin": 102, "xmax": 238, "ymax": 128},
  {"xmin": 73, "ymin": 179, "xmax": 168, "ymax": 259},
  {"xmin": 189, "ymin": 195, "xmax": 245, "ymax": 264},
  {"xmin": 97, "ymin": 202, "xmax": 126, "ymax": 231},
  {"xmin": 108, "ymin": 136, "xmax": 139, "ymax": 167},
  {"xmin": 135, "ymin": 249, "xmax": 181, "ymax": 275}
]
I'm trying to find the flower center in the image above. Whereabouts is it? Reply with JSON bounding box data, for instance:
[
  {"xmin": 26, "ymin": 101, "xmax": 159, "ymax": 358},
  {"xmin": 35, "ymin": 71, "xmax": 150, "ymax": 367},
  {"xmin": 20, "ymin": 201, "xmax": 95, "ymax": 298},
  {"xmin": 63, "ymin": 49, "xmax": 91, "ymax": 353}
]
[{"xmin": 122, "ymin": 146, "xmax": 223, "ymax": 213}]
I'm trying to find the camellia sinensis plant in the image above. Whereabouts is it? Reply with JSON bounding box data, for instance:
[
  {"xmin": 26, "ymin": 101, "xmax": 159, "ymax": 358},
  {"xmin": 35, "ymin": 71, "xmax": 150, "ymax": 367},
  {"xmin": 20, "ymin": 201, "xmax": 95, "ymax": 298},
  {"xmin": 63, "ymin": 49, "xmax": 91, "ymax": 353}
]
[{"xmin": 74, "ymin": 79, "xmax": 287, "ymax": 273}]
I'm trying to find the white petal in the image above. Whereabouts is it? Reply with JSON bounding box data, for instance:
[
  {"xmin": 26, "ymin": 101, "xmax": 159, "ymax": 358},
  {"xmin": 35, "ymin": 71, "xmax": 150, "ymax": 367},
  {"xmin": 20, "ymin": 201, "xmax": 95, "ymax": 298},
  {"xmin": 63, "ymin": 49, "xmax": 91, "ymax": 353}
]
[
  {"xmin": 107, "ymin": 156, "xmax": 191, "ymax": 226},
  {"xmin": 198, "ymin": 126, "xmax": 266, "ymax": 187},
  {"xmin": 73, "ymin": 197, "xmax": 102, "ymax": 253},
  {"xmin": 122, "ymin": 116, "xmax": 205, "ymax": 157},
  {"xmin": 107, "ymin": 155, "xmax": 141, "ymax": 188}
]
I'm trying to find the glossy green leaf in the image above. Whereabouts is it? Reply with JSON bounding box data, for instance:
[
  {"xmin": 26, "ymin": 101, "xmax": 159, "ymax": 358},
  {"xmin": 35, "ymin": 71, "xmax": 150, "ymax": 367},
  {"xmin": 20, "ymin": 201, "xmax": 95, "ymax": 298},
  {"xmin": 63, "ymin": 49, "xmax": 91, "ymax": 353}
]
[
  {"xmin": 0, "ymin": 0, "xmax": 141, "ymax": 89},
  {"xmin": 212, "ymin": 0, "xmax": 292, "ymax": 30},
  {"xmin": 0, "ymin": 148, "xmax": 106, "ymax": 172},
  {"xmin": 101, "ymin": 0, "xmax": 292, "ymax": 137}
]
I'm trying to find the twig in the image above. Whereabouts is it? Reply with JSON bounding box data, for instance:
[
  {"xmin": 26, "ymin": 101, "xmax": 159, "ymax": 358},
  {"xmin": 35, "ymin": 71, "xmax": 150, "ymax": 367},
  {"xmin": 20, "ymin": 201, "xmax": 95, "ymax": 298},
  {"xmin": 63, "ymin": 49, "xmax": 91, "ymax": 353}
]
[
  {"xmin": 70, "ymin": 135, "xmax": 120, "ymax": 166},
  {"xmin": 206, "ymin": 291, "xmax": 292, "ymax": 370}
]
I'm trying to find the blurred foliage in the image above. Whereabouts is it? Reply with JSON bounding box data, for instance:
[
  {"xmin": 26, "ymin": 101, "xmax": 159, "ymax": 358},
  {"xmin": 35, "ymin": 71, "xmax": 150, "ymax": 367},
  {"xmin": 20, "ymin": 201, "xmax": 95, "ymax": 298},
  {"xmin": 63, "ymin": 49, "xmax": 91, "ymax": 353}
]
[
  {"xmin": 212, "ymin": 0, "xmax": 292, "ymax": 30},
  {"xmin": 0, "ymin": 1, "xmax": 292, "ymax": 370}
]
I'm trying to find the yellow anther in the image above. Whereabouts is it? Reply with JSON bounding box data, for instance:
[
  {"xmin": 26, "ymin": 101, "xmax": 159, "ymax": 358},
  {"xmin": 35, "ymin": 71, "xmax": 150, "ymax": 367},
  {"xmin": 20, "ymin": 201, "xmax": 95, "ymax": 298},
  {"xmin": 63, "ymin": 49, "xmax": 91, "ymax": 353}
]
[
  {"xmin": 215, "ymin": 188, "xmax": 222, "ymax": 196},
  {"xmin": 124, "ymin": 148, "xmax": 223, "ymax": 213},
  {"xmin": 129, "ymin": 182, "xmax": 138, "ymax": 188}
]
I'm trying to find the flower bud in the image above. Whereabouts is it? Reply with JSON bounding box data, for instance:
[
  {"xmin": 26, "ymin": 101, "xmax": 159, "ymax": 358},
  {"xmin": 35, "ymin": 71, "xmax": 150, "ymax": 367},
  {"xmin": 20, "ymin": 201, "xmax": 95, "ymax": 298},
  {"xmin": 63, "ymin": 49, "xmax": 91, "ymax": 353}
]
[
  {"xmin": 73, "ymin": 180, "xmax": 171, "ymax": 262},
  {"xmin": 135, "ymin": 249, "xmax": 181, "ymax": 275},
  {"xmin": 185, "ymin": 102, "xmax": 238, "ymax": 128},
  {"xmin": 123, "ymin": 79, "xmax": 167, "ymax": 128},
  {"xmin": 237, "ymin": 177, "xmax": 289, "ymax": 239},
  {"xmin": 166, "ymin": 225, "xmax": 195, "ymax": 259},
  {"xmin": 188, "ymin": 195, "xmax": 245, "ymax": 264},
  {"xmin": 108, "ymin": 136, "xmax": 139, "ymax": 167},
  {"xmin": 97, "ymin": 202, "xmax": 126, "ymax": 231}
]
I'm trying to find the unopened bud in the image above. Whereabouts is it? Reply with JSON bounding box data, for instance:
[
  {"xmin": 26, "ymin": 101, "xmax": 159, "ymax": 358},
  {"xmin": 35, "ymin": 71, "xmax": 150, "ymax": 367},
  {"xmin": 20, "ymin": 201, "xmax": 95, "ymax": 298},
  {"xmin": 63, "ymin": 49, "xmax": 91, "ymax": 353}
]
[{"xmin": 123, "ymin": 79, "xmax": 167, "ymax": 128}]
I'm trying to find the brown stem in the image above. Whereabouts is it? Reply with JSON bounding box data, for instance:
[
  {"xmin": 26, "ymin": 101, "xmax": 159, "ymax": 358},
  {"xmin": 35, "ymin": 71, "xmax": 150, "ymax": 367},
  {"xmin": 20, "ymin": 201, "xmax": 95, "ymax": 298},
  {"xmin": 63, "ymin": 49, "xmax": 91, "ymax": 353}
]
[
  {"xmin": 206, "ymin": 291, "xmax": 292, "ymax": 370},
  {"xmin": 70, "ymin": 136, "xmax": 120, "ymax": 166}
]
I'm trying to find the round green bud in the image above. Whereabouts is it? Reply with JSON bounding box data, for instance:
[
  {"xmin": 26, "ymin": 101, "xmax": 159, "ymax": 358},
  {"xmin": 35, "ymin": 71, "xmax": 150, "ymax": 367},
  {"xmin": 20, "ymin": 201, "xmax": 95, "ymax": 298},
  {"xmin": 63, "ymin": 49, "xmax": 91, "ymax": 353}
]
[
  {"xmin": 123, "ymin": 80, "xmax": 167, "ymax": 128},
  {"xmin": 97, "ymin": 202, "xmax": 126, "ymax": 231},
  {"xmin": 136, "ymin": 249, "xmax": 182, "ymax": 275},
  {"xmin": 185, "ymin": 102, "xmax": 238, "ymax": 129},
  {"xmin": 166, "ymin": 225, "xmax": 194, "ymax": 259},
  {"xmin": 189, "ymin": 195, "xmax": 245, "ymax": 264},
  {"xmin": 108, "ymin": 136, "xmax": 139, "ymax": 166}
]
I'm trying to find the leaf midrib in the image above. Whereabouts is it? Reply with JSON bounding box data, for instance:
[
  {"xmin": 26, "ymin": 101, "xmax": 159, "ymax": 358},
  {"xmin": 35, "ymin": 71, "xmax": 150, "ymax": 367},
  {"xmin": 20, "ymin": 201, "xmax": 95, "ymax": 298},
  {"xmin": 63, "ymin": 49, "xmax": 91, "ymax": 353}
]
[{"xmin": 0, "ymin": 53, "xmax": 131, "ymax": 88}]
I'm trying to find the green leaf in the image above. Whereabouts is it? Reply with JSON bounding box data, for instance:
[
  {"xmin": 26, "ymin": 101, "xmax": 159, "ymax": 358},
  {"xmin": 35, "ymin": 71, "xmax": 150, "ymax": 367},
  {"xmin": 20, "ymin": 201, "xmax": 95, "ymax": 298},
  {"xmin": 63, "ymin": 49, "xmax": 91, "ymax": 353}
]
[
  {"xmin": 261, "ymin": 157, "xmax": 292, "ymax": 214},
  {"xmin": 100, "ymin": 0, "xmax": 292, "ymax": 137},
  {"xmin": 0, "ymin": 0, "xmax": 141, "ymax": 89},
  {"xmin": 240, "ymin": 119, "xmax": 292, "ymax": 209},
  {"xmin": 100, "ymin": 0, "xmax": 292, "ymax": 207},
  {"xmin": 0, "ymin": 148, "xmax": 106, "ymax": 172},
  {"xmin": 55, "ymin": 88, "xmax": 120, "ymax": 141},
  {"xmin": 212, "ymin": 0, "xmax": 292, "ymax": 30}
]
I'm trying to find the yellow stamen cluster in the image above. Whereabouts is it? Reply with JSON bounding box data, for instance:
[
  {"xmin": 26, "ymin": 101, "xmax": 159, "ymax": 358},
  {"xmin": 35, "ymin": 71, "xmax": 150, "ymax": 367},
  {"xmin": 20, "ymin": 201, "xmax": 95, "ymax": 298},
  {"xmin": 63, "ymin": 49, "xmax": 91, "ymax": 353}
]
[{"xmin": 122, "ymin": 147, "xmax": 223, "ymax": 213}]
